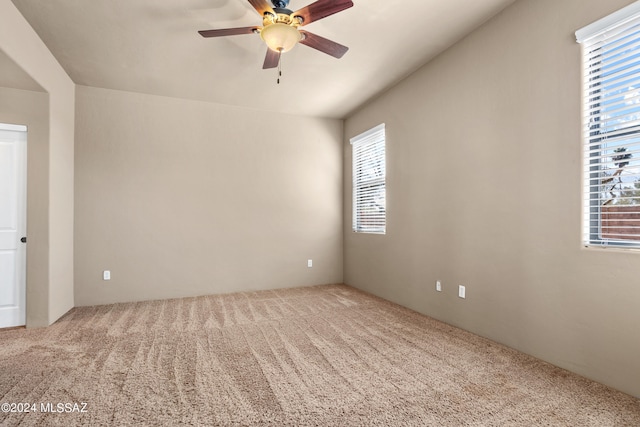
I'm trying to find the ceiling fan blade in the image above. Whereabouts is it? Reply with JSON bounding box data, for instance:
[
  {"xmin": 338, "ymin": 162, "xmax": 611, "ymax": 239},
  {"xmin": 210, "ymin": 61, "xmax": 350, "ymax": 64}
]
[
  {"xmin": 299, "ymin": 30, "xmax": 348, "ymax": 59},
  {"xmin": 198, "ymin": 27, "xmax": 259, "ymax": 37},
  {"xmin": 248, "ymin": 0, "xmax": 274, "ymax": 17},
  {"xmin": 293, "ymin": 0, "xmax": 353, "ymax": 26},
  {"xmin": 263, "ymin": 48, "xmax": 281, "ymax": 69}
]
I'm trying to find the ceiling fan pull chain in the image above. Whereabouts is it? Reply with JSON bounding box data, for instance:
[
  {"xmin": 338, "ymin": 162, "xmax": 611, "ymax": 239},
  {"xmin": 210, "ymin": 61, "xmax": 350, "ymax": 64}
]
[{"xmin": 277, "ymin": 48, "xmax": 283, "ymax": 84}]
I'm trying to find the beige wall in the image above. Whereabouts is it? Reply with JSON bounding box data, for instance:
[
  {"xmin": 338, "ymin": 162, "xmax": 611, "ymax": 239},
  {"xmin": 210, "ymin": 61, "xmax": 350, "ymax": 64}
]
[
  {"xmin": 74, "ymin": 86, "xmax": 343, "ymax": 305},
  {"xmin": 0, "ymin": 0, "xmax": 75, "ymax": 327},
  {"xmin": 344, "ymin": 0, "xmax": 640, "ymax": 398},
  {"xmin": 0, "ymin": 87, "xmax": 49, "ymax": 327}
]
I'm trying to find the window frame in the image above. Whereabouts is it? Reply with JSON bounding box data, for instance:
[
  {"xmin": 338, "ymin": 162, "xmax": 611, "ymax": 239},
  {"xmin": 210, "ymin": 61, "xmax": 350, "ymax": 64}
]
[
  {"xmin": 350, "ymin": 124, "xmax": 386, "ymax": 235},
  {"xmin": 577, "ymin": 1, "xmax": 640, "ymax": 249}
]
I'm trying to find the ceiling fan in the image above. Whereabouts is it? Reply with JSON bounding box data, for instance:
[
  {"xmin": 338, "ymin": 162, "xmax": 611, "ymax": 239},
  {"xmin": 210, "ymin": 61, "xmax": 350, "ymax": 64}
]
[{"xmin": 198, "ymin": 0, "xmax": 354, "ymax": 70}]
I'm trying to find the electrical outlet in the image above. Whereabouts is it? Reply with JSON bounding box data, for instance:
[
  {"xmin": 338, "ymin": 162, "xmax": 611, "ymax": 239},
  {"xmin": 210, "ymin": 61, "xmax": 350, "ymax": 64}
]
[
  {"xmin": 307, "ymin": 259, "xmax": 313, "ymax": 268},
  {"xmin": 458, "ymin": 285, "xmax": 466, "ymax": 299},
  {"xmin": 103, "ymin": 270, "xmax": 111, "ymax": 281},
  {"xmin": 436, "ymin": 280, "xmax": 442, "ymax": 292}
]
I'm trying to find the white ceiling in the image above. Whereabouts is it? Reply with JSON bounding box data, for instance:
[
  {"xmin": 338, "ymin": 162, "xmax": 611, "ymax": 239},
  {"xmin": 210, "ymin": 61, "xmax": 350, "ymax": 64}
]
[{"xmin": 10, "ymin": 0, "xmax": 516, "ymax": 118}]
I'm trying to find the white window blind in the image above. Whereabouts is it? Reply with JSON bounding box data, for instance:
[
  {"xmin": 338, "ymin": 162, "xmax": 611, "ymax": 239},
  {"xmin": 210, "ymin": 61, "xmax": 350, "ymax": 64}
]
[
  {"xmin": 351, "ymin": 124, "xmax": 386, "ymax": 234},
  {"xmin": 578, "ymin": 1, "xmax": 640, "ymax": 248}
]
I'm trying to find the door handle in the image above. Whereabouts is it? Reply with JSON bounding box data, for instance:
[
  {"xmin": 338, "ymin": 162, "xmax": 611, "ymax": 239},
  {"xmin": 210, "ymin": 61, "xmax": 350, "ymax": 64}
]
[{"xmin": 20, "ymin": 237, "xmax": 26, "ymax": 243}]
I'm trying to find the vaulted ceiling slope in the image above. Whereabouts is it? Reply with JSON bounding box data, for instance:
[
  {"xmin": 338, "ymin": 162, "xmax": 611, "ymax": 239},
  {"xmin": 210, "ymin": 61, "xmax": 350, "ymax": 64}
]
[
  {"xmin": 0, "ymin": 49, "xmax": 43, "ymax": 92},
  {"xmin": 10, "ymin": 0, "xmax": 516, "ymax": 118}
]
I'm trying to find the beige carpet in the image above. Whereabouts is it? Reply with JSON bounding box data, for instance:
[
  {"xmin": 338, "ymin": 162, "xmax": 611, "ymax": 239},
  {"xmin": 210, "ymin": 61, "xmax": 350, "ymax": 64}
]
[{"xmin": 0, "ymin": 284, "xmax": 638, "ymax": 426}]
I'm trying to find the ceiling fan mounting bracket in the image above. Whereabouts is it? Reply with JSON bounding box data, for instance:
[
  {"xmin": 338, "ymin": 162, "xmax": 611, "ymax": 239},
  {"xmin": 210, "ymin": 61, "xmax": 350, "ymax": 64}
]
[{"xmin": 271, "ymin": 0, "xmax": 290, "ymax": 8}]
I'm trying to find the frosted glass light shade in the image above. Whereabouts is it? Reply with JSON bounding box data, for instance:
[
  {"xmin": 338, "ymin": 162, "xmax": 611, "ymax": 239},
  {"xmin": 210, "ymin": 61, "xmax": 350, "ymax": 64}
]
[{"xmin": 260, "ymin": 23, "xmax": 301, "ymax": 52}]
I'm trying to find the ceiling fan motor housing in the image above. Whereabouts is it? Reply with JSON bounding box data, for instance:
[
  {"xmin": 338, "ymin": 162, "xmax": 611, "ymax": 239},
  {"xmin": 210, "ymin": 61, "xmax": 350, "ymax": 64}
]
[{"xmin": 271, "ymin": 0, "xmax": 290, "ymax": 8}]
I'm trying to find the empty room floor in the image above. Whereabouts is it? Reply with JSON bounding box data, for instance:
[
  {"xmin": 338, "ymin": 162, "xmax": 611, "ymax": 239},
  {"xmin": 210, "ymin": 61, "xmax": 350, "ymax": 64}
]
[{"xmin": 1, "ymin": 284, "xmax": 639, "ymax": 426}]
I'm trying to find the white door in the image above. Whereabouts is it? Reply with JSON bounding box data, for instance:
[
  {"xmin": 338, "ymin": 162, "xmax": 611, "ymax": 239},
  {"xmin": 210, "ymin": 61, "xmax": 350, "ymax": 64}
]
[{"xmin": 0, "ymin": 124, "xmax": 27, "ymax": 328}]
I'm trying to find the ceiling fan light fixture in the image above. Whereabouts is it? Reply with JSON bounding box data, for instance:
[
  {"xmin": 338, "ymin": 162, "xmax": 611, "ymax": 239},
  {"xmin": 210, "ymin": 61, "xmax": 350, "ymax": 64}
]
[{"xmin": 260, "ymin": 23, "xmax": 301, "ymax": 53}]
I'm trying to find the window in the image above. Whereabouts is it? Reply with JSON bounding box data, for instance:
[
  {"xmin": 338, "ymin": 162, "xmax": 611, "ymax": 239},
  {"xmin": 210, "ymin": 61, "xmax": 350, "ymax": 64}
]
[
  {"xmin": 577, "ymin": 2, "xmax": 640, "ymax": 248},
  {"xmin": 351, "ymin": 124, "xmax": 386, "ymax": 234}
]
